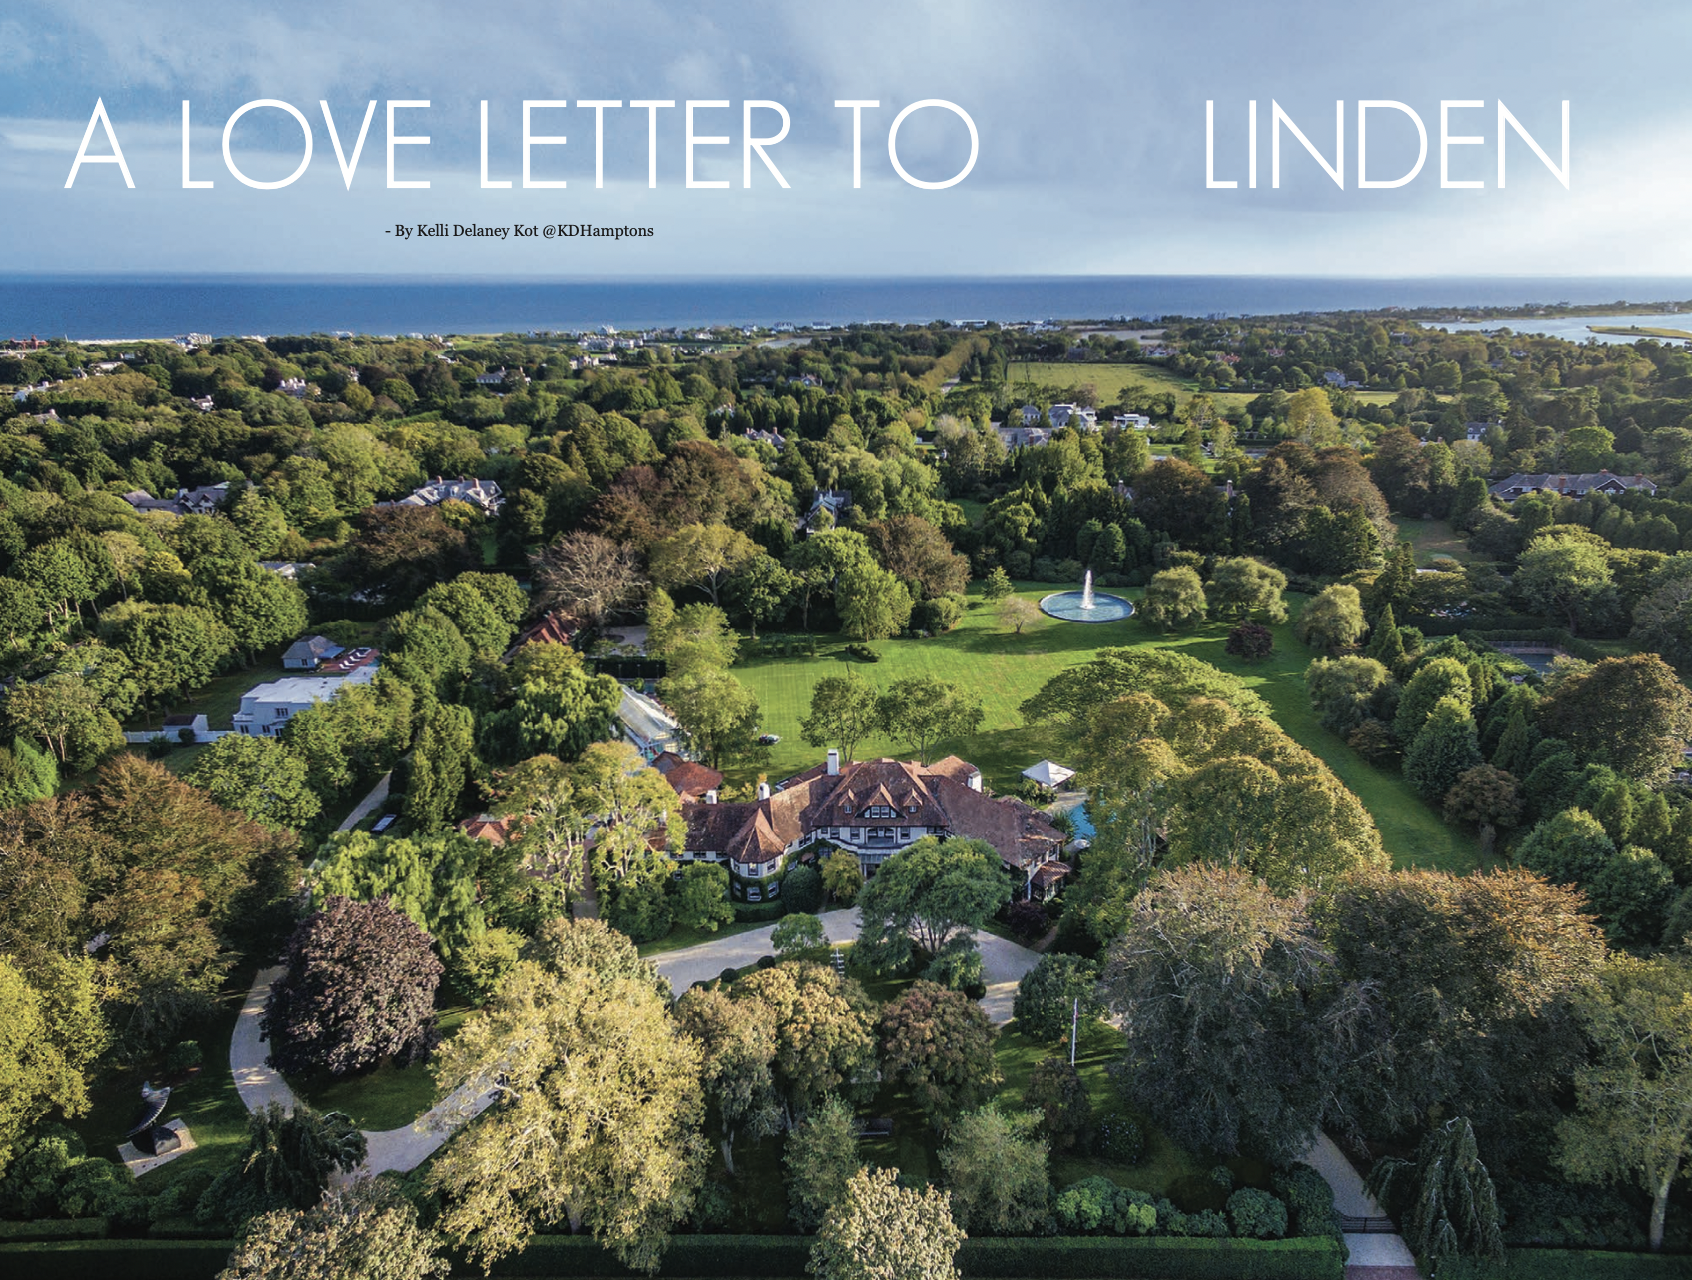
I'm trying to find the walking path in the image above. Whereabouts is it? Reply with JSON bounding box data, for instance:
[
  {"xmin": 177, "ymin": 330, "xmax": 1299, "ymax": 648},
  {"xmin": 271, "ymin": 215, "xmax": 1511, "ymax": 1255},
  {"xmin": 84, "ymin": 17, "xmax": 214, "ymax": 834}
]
[
  {"xmin": 651, "ymin": 908, "xmax": 1041, "ymax": 1023},
  {"xmin": 1299, "ymin": 1133, "xmax": 1419, "ymax": 1278},
  {"xmin": 228, "ymin": 967, "xmax": 491, "ymax": 1176},
  {"xmin": 336, "ymin": 772, "xmax": 392, "ymax": 832}
]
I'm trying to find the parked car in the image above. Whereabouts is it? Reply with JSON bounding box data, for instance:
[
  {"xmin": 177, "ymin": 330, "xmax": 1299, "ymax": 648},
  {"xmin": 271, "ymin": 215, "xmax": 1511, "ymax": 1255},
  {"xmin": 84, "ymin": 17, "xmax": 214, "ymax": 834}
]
[{"xmin": 758, "ymin": 733, "xmax": 781, "ymax": 745}]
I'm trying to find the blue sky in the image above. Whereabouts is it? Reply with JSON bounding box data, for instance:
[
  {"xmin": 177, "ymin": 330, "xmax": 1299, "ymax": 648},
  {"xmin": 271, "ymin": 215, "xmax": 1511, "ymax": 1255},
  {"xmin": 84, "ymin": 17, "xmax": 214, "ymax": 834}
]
[{"xmin": 2, "ymin": 0, "xmax": 1687, "ymax": 277}]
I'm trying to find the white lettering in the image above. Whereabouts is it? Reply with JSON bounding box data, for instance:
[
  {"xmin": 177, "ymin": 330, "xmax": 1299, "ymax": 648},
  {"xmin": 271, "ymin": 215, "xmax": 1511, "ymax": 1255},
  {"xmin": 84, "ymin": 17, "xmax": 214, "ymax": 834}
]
[
  {"xmin": 743, "ymin": 100, "xmax": 791, "ymax": 189},
  {"xmin": 835, "ymin": 100, "xmax": 879, "ymax": 188},
  {"xmin": 523, "ymin": 100, "xmax": 568, "ymax": 189},
  {"xmin": 65, "ymin": 98, "xmax": 134, "ymax": 189},
  {"xmin": 887, "ymin": 99, "xmax": 979, "ymax": 190},
  {"xmin": 1358, "ymin": 100, "xmax": 1428, "ymax": 189},
  {"xmin": 222, "ymin": 99, "xmax": 313, "ymax": 190},
  {"xmin": 387, "ymin": 100, "xmax": 430, "ymax": 189}
]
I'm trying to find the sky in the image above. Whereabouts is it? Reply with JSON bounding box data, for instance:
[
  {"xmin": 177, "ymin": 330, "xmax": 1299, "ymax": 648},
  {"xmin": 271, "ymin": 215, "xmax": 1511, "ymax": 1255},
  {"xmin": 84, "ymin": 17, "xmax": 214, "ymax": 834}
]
[{"xmin": 2, "ymin": 0, "xmax": 1689, "ymax": 278}]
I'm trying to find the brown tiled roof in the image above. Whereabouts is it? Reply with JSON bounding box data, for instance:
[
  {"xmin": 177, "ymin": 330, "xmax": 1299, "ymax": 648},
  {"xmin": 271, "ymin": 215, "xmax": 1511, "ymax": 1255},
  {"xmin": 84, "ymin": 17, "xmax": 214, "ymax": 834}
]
[
  {"xmin": 1032, "ymin": 861, "xmax": 1072, "ymax": 887},
  {"xmin": 680, "ymin": 756, "xmax": 1062, "ymax": 871},
  {"xmin": 458, "ymin": 815, "xmax": 512, "ymax": 846},
  {"xmin": 650, "ymin": 750, "xmax": 687, "ymax": 776},
  {"xmin": 661, "ymin": 761, "xmax": 724, "ymax": 800}
]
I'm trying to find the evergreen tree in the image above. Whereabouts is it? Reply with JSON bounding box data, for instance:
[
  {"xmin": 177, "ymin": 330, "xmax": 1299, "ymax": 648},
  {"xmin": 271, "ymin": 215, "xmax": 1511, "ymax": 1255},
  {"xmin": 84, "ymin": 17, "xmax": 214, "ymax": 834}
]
[
  {"xmin": 1403, "ymin": 697, "xmax": 1482, "ymax": 802},
  {"xmin": 1491, "ymin": 706, "xmax": 1537, "ymax": 779},
  {"xmin": 1366, "ymin": 1117, "xmax": 1504, "ymax": 1268},
  {"xmin": 1365, "ymin": 603, "xmax": 1406, "ymax": 671},
  {"xmin": 1367, "ymin": 542, "xmax": 1416, "ymax": 620}
]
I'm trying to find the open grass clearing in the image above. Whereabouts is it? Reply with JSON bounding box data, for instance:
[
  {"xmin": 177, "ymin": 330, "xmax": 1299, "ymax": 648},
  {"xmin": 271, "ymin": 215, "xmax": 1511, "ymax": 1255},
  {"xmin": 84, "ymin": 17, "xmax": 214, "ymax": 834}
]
[
  {"xmin": 1005, "ymin": 360, "xmax": 1401, "ymax": 415},
  {"xmin": 733, "ymin": 583, "xmax": 1478, "ymax": 874},
  {"xmin": 1391, "ymin": 515, "xmax": 1474, "ymax": 566}
]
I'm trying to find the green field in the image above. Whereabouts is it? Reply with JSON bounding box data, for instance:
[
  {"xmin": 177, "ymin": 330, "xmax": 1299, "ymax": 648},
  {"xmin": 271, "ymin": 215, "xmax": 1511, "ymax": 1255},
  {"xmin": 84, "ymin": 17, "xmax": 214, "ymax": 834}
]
[
  {"xmin": 1588, "ymin": 324, "xmax": 1692, "ymax": 340},
  {"xmin": 1006, "ymin": 360, "xmax": 1401, "ymax": 416},
  {"xmin": 1392, "ymin": 515, "xmax": 1473, "ymax": 566},
  {"xmin": 125, "ymin": 659, "xmax": 289, "ymax": 733},
  {"xmin": 734, "ymin": 583, "xmax": 1476, "ymax": 875}
]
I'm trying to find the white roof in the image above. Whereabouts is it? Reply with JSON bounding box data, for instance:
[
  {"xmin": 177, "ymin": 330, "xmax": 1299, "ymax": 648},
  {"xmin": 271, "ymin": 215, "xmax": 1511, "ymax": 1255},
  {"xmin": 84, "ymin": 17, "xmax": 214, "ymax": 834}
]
[
  {"xmin": 619, "ymin": 686, "xmax": 680, "ymax": 743},
  {"xmin": 1022, "ymin": 759, "xmax": 1076, "ymax": 787}
]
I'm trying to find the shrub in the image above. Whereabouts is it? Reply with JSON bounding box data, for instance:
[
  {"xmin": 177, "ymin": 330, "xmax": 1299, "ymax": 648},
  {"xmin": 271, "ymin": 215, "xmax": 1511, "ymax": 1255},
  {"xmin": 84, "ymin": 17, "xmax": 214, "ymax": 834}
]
[
  {"xmin": 1091, "ymin": 1109, "xmax": 1144, "ymax": 1164},
  {"xmin": 1346, "ymin": 718, "xmax": 1398, "ymax": 765},
  {"xmin": 733, "ymin": 901, "xmax": 786, "ymax": 924},
  {"xmin": 781, "ymin": 863, "xmax": 824, "ymax": 914},
  {"xmin": 844, "ymin": 643, "xmax": 879, "ymax": 662},
  {"xmin": 1012, "ymin": 953, "xmax": 1103, "ymax": 1043},
  {"xmin": 922, "ymin": 935, "xmax": 985, "ymax": 993},
  {"xmin": 1005, "ymin": 899, "xmax": 1050, "ymax": 941},
  {"xmin": 1226, "ymin": 623, "xmax": 1275, "ymax": 661},
  {"xmin": 1025, "ymin": 1056, "xmax": 1092, "ymax": 1152},
  {"xmin": 1227, "ymin": 1188, "xmax": 1288, "ymax": 1240},
  {"xmin": 162, "ymin": 1040, "xmax": 202, "ymax": 1075},
  {"xmin": 1273, "ymin": 1163, "xmax": 1341, "ymax": 1240}
]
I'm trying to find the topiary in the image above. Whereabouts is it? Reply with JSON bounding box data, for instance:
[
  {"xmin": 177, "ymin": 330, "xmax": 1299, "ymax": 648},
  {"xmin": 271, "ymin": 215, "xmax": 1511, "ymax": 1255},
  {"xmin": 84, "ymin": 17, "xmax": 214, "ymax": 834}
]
[
  {"xmin": 1274, "ymin": 1162, "xmax": 1342, "ymax": 1239},
  {"xmin": 1226, "ymin": 1187, "xmax": 1288, "ymax": 1239},
  {"xmin": 1225, "ymin": 622, "xmax": 1275, "ymax": 661},
  {"xmin": 781, "ymin": 863, "xmax": 824, "ymax": 914},
  {"xmin": 1090, "ymin": 1108, "xmax": 1144, "ymax": 1164}
]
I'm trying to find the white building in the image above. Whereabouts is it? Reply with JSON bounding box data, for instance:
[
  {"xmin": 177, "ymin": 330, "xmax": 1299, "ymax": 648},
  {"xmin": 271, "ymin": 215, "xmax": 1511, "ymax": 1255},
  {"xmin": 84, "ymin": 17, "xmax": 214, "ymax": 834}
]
[{"xmin": 233, "ymin": 664, "xmax": 376, "ymax": 737}]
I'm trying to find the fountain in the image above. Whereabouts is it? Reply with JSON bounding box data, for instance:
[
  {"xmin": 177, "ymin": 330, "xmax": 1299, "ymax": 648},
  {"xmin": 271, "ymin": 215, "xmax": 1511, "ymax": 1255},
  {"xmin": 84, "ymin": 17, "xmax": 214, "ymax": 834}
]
[{"xmin": 1039, "ymin": 568, "xmax": 1134, "ymax": 623}]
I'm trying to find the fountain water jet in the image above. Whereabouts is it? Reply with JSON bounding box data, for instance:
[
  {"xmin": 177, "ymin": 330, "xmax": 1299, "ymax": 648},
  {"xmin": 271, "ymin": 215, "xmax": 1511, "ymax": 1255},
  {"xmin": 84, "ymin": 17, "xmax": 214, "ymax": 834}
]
[{"xmin": 1039, "ymin": 569, "xmax": 1133, "ymax": 623}]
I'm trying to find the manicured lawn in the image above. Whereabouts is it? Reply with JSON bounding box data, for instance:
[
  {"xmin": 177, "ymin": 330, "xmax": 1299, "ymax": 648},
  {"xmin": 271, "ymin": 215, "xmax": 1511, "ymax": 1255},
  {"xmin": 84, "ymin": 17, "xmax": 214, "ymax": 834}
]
[
  {"xmin": 637, "ymin": 916, "xmax": 774, "ymax": 957},
  {"xmin": 68, "ymin": 968, "xmax": 259, "ymax": 1196},
  {"xmin": 1392, "ymin": 515, "xmax": 1473, "ymax": 566},
  {"xmin": 288, "ymin": 986, "xmax": 477, "ymax": 1131},
  {"xmin": 1006, "ymin": 360, "xmax": 1401, "ymax": 416},
  {"xmin": 732, "ymin": 584, "xmax": 1478, "ymax": 874},
  {"xmin": 125, "ymin": 657, "xmax": 289, "ymax": 732}
]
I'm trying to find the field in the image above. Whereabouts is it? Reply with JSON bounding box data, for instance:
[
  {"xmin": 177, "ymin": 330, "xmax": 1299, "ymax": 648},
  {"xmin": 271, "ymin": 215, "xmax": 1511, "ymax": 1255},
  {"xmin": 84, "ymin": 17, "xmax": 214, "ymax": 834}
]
[
  {"xmin": 1005, "ymin": 359, "xmax": 1401, "ymax": 416},
  {"xmin": 733, "ymin": 582, "xmax": 1476, "ymax": 874},
  {"xmin": 1588, "ymin": 324, "xmax": 1692, "ymax": 340},
  {"xmin": 1392, "ymin": 515, "xmax": 1473, "ymax": 566},
  {"xmin": 125, "ymin": 659, "xmax": 289, "ymax": 733}
]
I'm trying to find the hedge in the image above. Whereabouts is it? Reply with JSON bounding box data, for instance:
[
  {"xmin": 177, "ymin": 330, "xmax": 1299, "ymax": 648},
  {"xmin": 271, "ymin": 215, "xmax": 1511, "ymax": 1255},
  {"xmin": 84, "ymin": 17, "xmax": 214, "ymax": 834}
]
[
  {"xmin": 0, "ymin": 1218, "xmax": 107, "ymax": 1242},
  {"xmin": 733, "ymin": 902, "xmax": 785, "ymax": 924},
  {"xmin": 1440, "ymin": 1249, "xmax": 1692, "ymax": 1280},
  {"xmin": 471, "ymin": 1234, "xmax": 808, "ymax": 1276},
  {"xmin": 956, "ymin": 1236, "xmax": 1345, "ymax": 1279},
  {"xmin": 0, "ymin": 1240, "xmax": 233, "ymax": 1279}
]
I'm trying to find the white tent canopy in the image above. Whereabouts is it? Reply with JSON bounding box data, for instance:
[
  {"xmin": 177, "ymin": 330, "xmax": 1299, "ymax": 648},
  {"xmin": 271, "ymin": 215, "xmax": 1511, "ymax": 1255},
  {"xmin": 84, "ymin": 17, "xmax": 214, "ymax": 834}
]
[{"xmin": 1022, "ymin": 759, "xmax": 1076, "ymax": 788}]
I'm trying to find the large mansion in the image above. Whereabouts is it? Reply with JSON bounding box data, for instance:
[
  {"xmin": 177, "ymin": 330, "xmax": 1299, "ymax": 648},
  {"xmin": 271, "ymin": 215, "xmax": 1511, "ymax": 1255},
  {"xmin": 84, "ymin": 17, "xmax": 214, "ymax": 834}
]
[{"xmin": 667, "ymin": 750, "xmax": 1068, "ymax": 902}]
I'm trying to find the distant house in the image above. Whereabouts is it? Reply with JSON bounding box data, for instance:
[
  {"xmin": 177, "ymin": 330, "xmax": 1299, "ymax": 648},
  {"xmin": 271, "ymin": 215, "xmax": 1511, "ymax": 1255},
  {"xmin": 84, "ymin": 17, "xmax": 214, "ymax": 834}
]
[
  {"xmin": 996, "ymin": 424, "xmax": 1051, "ymax": 450},
  {"xmin": 743, "ymin": 427, "xmax": 787, "ymax": 452},
  {"xmin": 474, "ymin": 367, "xmax": 527, "ymax": 388},
  {"xmin": 1113, "ymin": 413, "xmax": 1153, "ymax": 430},
  {"xmin": 458, "ymin": 815, "xmax": 513, "ymax": 845},
  {"xmin": 282, "ymin": 635, "xmax": 344, "ymax": 670},
  {"xmin": 119, "ymin": 489, "xmax": 185, "ymax": 518},
  {"xmin": 277, "ymin": 377, "xmax": 311, "ymax": 399},
  {"xmin": 803, "ymin": 488, "xmax": 852, "ymax": 531},
  {"xmin": 259, "ymin": 560, "xmax": 313, "ymax": 580},
  {"xmin": 1488, "ymin": 471, "xmax": 1658, "ymax": 501},
  {"xmin": 502, "ymin": 611, "xmax": 574, "ymax": 661},
  {"xmin": 232, "ymin": 662, "xmax": 377, "ymax": 737},
  {"xmin": 1047, "ymin": 403, "xmax": 1098, "ymax": 431},
  {"xmin": 393, "ymin": 477, "xmax": 504, "ymax": 514},
  {"xmin": 189, "ymin": 396, "xmax": 217, "ymax": 412},
  {"xmin": 178, "ymin": 483, "xmax": 230, "ymax": 516}
]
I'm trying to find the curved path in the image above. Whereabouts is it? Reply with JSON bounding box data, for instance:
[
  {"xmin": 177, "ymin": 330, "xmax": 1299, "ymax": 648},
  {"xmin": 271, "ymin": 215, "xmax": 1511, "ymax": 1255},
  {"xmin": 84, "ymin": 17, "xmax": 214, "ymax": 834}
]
[
  {"xmin": 230, "ymin": 912, "xmax": 1040, "ymax": 1175},
  {"xmin": 652, "ymin": 908, "xmax": 1041, "ymax": 1023},
  {"xmin": 229, "ymin": 967, "xmax": 492, "ymax": 1176}
]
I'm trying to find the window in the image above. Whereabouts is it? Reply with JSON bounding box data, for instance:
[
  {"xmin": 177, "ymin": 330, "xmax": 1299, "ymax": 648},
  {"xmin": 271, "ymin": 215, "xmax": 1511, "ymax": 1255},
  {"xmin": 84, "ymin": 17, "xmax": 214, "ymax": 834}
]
[
  {"xmin": 867, "ymin": 805, "xmax": 895, "ymax": 819},
  {"xmin": 899, "ymin": 829, "xmax": 911, "ymax": 841}
]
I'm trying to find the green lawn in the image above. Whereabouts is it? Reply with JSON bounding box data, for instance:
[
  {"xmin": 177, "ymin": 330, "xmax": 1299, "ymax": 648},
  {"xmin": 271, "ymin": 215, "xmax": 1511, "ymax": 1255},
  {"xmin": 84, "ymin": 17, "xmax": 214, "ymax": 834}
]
[
  {"xmin": 1006, "ymin": 360, "xmax": 1401, "ymax": 416},
  {"xmin": 733, "ymin": 583, "xmax": 1478, "ymax": 874},
  {"xmin": 68, "ymin": 969, "xmax": 259, "ymax": 1196},
  {"xmin": 125, "ymin": 658, "xmax": 289, "ymax": 733},
  {"xmin": 288, "ymin": 986, "xmax": 477, "ymax": 1131},
  {"xmin": 1391, "ymin": 515, "xmax": 1474, "ymax": 566},
  {"xmin": 638, "ymin": 916, "xmax": 774, "ymax": 957}
]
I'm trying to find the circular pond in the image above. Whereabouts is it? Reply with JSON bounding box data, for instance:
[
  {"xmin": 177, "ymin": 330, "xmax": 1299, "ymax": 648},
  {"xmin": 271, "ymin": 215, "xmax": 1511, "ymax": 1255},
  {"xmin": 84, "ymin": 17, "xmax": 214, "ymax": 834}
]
[{"xmin": 1038, "ymin": 590, "xmax": 1135, "ymax": 623}]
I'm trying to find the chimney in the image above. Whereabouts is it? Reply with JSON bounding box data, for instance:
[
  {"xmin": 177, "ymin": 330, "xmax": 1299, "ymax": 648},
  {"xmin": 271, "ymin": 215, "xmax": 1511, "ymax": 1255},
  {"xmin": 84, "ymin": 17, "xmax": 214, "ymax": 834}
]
[
  {"xmin": 757, "ymin": 781, "xmax": 771, "ymax": 801},
  {"xmin": 969, "ymin": 770, "xmax": 983, "ymax": 793},
  {"xmin": 705, "ymin": 789, "xmax": 718, "ymax": 805},
  {"xmin": 826, "ymin": 749, "xmax": 840, "ymax": 776}
]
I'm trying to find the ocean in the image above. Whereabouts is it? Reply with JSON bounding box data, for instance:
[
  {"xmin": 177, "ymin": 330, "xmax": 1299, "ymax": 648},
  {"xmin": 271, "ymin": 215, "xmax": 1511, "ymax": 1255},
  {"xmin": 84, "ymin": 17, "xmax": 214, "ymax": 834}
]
[{"xmin": 5, "ymin": 275, "xmax": 1692, "ymax": 340}]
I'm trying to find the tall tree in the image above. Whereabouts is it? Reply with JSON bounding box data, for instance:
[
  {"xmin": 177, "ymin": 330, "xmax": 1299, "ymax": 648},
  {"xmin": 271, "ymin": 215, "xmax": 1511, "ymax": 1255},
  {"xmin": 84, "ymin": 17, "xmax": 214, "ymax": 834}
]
[
  {"xmin": 429, "ymin": 921, "xmax": 707, "ymax": 1272},
  {"xmin": 853, "ymin": 837, "xmax": 1010, "ymax": 975},
  {"xmin": 1366, "ymin": 1118, "xmax": 1505, "ymax": 1268},
  {"xmin": 875, "ymin": 677, "xmax": 984, "ymax": 765},
  {"xmin": 215, "ymin": 1179, "xmax": 448, "ymax": 1280},
  {"xmin": 725, "ymin": 962, "xmax": 878, "ymax": 1125},
  {"xmin": 1140, "ymin": 567, "xmax": 1207, "ymax": 630},
  {"xmin": 531, "ymin": 531, "xmax": 646, "ymax": 630},
  {"xmin": 810, "ymin": 1167, "xmax": 964, "ymax": 1280},
  {"xmin": 185, "ymin": 734, "xmax": 320, "ymax": 832},
  {"xmin": 674, "ymin": 985, "xmax": 782, "ymax": 1175},
  {"xmin": 1558, "ymin": 953, "xmax": 1692, "ymax": 1251},
  {"xmin": 262, "ymin": 896, "xmax": 442, "ymax": 1078},
  {"xmin": 649, "ymin": 522, "xmax": 759, "ymax": 607},
  {"xmin": 1294, "ymin": 584, "xmax": 1367, "ymax": 653},
  {"xmin": 784, "ymin": 1094, "xmax": 861, "ymax": 1232},
  {"xmin": 1101, "ymin": 864, "xmax": 1365, "ymax": 1163},
  {"xmin": 1540, "ymin": 654, "xmax": 1692, "ymax": 784},
  {"xmin": 877, "ymin": 981, "xmax": 1002, "ymax": 1129},
  {"xmin": 939, "ymin": 1105, "xmax": 1049, "ymax": 1235},
  {"xmin": 801, "ymin": 673, "xmax": 883, "ymax": 763}
]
